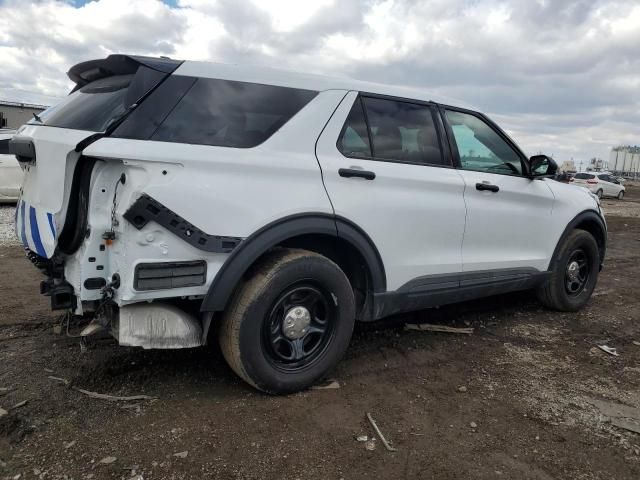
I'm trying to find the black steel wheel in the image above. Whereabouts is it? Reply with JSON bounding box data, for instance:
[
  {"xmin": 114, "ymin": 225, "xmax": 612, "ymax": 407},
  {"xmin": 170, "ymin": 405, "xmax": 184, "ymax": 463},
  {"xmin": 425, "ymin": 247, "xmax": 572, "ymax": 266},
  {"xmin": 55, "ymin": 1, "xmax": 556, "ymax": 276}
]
[
  {"xmin": 564, "ymin": 249, "xmax": 590, "ymax": 296},
  {"xmin": 263, "ymin": 283, "xmax": 336, "ymax": 372},
  {"xmin": 537, "ymin": 229, "xmax": 600, "ymax": 311},
  {"xmin": 219, "ymin": 249, "xmax": 355, "ymax": 394}
]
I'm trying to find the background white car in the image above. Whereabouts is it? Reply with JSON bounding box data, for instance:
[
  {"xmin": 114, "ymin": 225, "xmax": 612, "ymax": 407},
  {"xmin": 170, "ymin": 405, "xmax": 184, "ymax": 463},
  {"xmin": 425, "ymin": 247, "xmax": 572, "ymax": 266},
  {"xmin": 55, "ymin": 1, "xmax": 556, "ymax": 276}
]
[
  {"xmin": 571, "ymin": 172, "xmax": 625, "ymax": 199},
  {"xmin": 0, "ymin": 129, "xmax": 22, "ymax": 203}
]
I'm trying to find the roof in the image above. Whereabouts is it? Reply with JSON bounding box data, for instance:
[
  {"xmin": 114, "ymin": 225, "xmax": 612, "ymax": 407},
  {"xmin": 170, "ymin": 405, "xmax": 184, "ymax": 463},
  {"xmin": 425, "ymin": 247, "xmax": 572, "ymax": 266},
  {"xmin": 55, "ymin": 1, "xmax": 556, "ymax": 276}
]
[
  {"xmin": 0, "ymin": 99, "xmax": 49, "ymax": 110},
  {"xmin": 175, "ymin": 61, "xmax": 472, "ymax": 108}
]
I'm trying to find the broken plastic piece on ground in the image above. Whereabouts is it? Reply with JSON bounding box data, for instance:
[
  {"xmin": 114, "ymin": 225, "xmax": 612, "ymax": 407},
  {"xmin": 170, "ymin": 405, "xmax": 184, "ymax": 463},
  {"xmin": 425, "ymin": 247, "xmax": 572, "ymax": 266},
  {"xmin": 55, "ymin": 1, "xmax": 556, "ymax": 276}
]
[
  {"xmin": 355, "ymin": 435, "xmax": 368, "ymax": 442},
  {"xmin": 310, "ymin": 379, "xmax": 340, "ymax": 390},
  {"xmin": 405, "ymin": 323, "xmax": 474, "ymax": 334},
  {"xmin": 597, "ymin": 345, "xmax": 619, "ymax": 356}
]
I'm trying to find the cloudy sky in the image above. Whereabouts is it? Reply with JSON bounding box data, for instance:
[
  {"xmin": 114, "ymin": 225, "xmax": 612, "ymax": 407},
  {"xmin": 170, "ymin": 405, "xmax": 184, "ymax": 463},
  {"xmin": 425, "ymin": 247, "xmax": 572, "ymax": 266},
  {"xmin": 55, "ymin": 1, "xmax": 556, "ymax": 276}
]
[{"xmin": 0, "ymin": 0, "xmax": 638, "ymax": 164}]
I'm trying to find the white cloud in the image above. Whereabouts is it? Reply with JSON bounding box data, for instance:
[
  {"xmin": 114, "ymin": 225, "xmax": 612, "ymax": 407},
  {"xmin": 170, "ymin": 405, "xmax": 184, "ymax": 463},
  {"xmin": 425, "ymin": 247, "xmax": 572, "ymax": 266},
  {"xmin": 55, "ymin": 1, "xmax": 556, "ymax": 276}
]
[{"xmin": 0, "ymin": 0, "xmax": 638, "ymax": 162}]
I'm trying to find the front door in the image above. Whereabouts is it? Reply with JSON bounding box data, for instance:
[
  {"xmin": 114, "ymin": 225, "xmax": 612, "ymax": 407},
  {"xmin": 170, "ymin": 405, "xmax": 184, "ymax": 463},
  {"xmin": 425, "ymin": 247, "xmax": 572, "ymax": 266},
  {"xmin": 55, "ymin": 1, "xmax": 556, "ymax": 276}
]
[
  {"xmin": 316, "ymin": 92, "xmax": 467, "ymax": 291},
  {"xmin": 441, "ymin": 107, "xmax": 556, "ymax": 273}
]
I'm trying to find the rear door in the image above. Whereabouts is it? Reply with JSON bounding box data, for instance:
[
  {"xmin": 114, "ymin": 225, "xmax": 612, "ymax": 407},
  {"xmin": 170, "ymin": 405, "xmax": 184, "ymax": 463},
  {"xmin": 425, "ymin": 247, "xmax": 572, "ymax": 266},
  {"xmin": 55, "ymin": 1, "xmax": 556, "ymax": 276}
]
[
  {"xmin": 441, "ymin": 107, "xmax": 556, "ymax": 273},
  {"xmin": 316, "ymin": 92, "xmax": 467, "ymax": 291}
]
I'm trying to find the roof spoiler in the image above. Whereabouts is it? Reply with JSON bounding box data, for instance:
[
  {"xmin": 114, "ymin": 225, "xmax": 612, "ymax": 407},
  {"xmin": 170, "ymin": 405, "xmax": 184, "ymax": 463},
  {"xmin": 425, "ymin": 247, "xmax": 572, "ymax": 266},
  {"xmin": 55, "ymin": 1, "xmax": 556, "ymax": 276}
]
[{"xmin": 67, "ymin": 54, "xmax": 183, "ymax": 92}]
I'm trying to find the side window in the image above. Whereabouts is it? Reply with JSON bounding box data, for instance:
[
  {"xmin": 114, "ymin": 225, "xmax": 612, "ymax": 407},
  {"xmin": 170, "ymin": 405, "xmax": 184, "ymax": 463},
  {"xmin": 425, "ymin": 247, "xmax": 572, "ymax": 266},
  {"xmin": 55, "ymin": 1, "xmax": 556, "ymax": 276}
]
[
  {"xmin": 445, "ymin": 109, "xmax": 524, "ymax": 175},
  {"xmin": 337, "ymin": 98, "xmax": 372, "ymax": 158},
  {"xmin": 151, "ymin": 78, "xmax": 317, "ymax": 148},
  {"xmin": 597, "ymin": 174, "xmax": 608, "ymax": 182},
  {"xmin": 362, "ymin": 97, "xmax": 445, "ymax": 165}
]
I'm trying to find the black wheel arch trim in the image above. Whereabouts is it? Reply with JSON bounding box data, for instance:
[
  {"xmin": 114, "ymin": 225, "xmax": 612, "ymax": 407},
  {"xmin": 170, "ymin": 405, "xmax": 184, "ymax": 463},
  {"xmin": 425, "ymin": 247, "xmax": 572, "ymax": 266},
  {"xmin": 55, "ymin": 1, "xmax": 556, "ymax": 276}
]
[
  {"xmin": 549, "ymin": 210, "xmax": 607, "ymax": 271},
  {"xmin": 200, "ymin": 213, "xmax": 386, "ymax": 312}
]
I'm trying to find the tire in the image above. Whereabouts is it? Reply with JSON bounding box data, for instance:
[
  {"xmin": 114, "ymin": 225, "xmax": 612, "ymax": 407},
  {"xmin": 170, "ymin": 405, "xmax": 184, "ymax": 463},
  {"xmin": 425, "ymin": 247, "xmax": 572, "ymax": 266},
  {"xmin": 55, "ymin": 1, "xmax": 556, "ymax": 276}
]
[
  {"xmin": 596, "ymin": 189, "xmax": 603, "ymax": 199},
  {"xmin": 219, "ymin": 248, "xmax": 355, "ymax": 394},
  {"xmin": 537, "ymin": 230, "xmax": 600, "ymax": 312},
  {"xmin": 618, "ymin": 190, "xmax": 624, "ymax": 200}
]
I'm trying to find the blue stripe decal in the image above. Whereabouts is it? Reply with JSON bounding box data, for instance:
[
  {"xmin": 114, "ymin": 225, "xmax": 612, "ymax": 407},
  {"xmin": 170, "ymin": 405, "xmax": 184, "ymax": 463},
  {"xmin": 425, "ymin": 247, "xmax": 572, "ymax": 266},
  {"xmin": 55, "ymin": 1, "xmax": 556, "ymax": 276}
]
[
  {"xmin": 47, "ymin": 212, "xmax": 56, "ymax": 238},
  {"xmin": 29, "ymin": 207, "xmax": 46, "ymax": 257},
  {"xmin": 20, "ymin": 201, "xmax": 27, "ymax": 248}
]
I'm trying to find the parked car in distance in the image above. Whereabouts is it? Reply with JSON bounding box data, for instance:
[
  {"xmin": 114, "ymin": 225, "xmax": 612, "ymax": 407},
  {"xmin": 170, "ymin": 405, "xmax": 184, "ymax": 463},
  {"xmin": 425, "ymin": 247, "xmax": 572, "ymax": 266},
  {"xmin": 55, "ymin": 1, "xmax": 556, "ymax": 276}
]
[
  {"xmin": 11, "ymin": 54, "xmax": 607, "ymax": 394},
  {"xmin": 0, "ymin": 129, "xmax": 22, "ymax": 203},
  {"xmin": 571, "ymin": 172, "xmax": 625, "ymax": 199}
]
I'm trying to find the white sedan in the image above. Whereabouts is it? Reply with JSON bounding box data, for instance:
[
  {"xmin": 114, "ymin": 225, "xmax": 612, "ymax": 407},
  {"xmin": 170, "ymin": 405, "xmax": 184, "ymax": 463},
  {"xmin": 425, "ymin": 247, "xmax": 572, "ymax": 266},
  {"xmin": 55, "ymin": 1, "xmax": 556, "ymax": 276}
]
[{"xmin": 0, "ymin": 129, "xmax": 22, "ymax": 203}]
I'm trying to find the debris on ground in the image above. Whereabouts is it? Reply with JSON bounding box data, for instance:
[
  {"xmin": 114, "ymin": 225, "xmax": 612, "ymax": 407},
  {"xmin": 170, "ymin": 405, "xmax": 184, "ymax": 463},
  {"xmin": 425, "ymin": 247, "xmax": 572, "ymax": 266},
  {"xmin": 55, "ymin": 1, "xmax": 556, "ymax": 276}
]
[
  {"xmin": 0, "ymin": 407, "xmax": 7, "ymax": 418},
  {"xmin": 355, "ymin": 435, "xmax": 368, "ymax": 442},
  {"xmin": 310, "ymin": 379, "xmax": 340, "ymax": 390},
  {"xmin": 74, "ymin": 388, "xmax": 156, "ymax": 402},
  {"xmin": 366, "ymin": 413, "xmax": 397, "ymax": 452},
  {"xmin": 611, "ymin": 418, "xmax": 640, "ymax": 435},
  {"xmin": 632, "ymin": 340, "xmax": 640, "ymax": 347},
  {"xmin": 173, "ymin": 451, "xmax": 189, "ymax": 458},
  {"xmin": 99, "ymin": 456, "xmax": 117, "ymax": 465},
  {"xmin": 405, "ymin": 323, "xmax": 474, "ymax": 334},
  {"xmin": 470, "ymin": 422, "xmax": 478, "ymax": 429},
  {"xmin": 10, "ymin": 400, "xmax": 27, "ymax": 410},
  {"xmin": 597, "ymin": 345, "xmax": 619, "ymax": 356},
  {"xmin": 48, "ymin": 376, "xmax": 70, "ymax": 386},
  {"xmin": 63, "ymin": 440, "xmax": 76, "ymax": 449},
  {"xmin": 365, "ymin": 439, "xmax": 376, "ymax": 451},
  {"xmin": 458, "ymin": 386, "xmax": 468, "ymax": 393}
]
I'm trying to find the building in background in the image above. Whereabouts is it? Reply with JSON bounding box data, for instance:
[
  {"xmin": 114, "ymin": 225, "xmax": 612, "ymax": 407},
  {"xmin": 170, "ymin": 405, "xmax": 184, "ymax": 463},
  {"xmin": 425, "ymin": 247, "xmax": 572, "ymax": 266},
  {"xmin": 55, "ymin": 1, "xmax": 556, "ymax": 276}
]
[
  {"xmin": 559, "ymin": 159, "xmax": 577, "ymax": 173},
  {"xmin": 609, "ymin": 146, "xmax": 640, "ymax": 178},
  {"xmin": 0, "ymin": 100, "xmax": 49, "ymax": 129}
]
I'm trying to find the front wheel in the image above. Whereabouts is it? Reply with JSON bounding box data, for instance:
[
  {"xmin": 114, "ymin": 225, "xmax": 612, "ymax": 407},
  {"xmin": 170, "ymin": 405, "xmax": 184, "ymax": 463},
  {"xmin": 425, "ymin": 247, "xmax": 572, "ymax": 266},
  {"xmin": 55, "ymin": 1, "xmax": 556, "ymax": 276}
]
[
  {"xmin": 219, "ymin": 249, "xmax": 355, "ymax": 394},
  {"xmin": 596, "ymin": 189, "xmax": 603, "ymax": 199},
  {"xmin": 618, "ymin": 190, "xmax": 624, "ymax": 200},
  {"xmin": 537, "ymin": 230, "xmax": 600, "ymax": 311}
]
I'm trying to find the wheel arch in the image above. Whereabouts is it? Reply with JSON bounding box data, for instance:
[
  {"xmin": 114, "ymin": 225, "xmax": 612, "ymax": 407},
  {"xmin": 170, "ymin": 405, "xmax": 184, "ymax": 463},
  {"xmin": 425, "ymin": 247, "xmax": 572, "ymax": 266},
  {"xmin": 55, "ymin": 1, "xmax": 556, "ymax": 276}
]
[
  {"xmin": 548, "ymin": 210, "xmax": 607, "ymax": 270},
  {"xmin": 200, "ymin": 213, "xmax": 386, "ymax": 315}
]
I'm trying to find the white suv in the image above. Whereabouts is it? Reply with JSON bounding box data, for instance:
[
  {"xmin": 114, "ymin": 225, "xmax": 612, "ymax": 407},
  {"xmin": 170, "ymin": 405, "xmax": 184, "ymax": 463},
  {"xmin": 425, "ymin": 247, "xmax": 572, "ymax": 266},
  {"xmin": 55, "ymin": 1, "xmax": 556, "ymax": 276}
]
[
  {"xmin": 11, "ymin": 55, "xmax": 606, "ymax": 394},
  {"xmin": 571, "ymin": 172, "xmax": 625, "ymax": 199}
]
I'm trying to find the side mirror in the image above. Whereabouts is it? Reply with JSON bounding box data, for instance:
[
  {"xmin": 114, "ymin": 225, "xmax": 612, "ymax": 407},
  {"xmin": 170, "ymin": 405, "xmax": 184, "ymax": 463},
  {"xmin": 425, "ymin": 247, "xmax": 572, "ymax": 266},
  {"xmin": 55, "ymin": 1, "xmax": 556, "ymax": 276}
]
[{"xmin": 529, "ymin": 154, "xmax": 558, "ymax": 178}]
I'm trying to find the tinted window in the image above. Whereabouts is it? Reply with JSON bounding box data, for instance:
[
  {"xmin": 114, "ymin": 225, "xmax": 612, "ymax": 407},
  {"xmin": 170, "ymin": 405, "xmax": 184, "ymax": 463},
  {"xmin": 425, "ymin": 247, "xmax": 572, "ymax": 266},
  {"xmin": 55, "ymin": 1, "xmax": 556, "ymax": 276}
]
[
  {"xmin": 337, "ymin": 98, "xmax": 372, "ymax": 158},
  {"xmin": 445, "ymin": 110, "xmax": 523, "ymax": 175},
  {"xmin": 151, "ymin": 78, "xmax": 317, "ymax": 148},
  {"xmin": 598, "ymin": 174, "xmax": 609, "ymax": 181},
  {"xmin": 31, "ymin": 67, "xmax": 166, "ymax": 132},
  {"xmin": 574, "ymin": 173, "xmax": 595, "ymax": 179},
  {"xmin": 362, "ymin": 97, "xmax": 444, "ymax": 165}
]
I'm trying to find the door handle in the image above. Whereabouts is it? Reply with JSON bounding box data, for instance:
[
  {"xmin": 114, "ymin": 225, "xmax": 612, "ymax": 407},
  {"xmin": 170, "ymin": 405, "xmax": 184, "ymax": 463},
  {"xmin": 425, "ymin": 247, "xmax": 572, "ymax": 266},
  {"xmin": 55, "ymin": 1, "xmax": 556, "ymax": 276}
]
[
  {"xmin": 339, "ymin": 168, "xmax": 376, "ymax": 180},
  {"xmin": 476, "ymin": 182, "xmax": 499, "ymax": 193}
]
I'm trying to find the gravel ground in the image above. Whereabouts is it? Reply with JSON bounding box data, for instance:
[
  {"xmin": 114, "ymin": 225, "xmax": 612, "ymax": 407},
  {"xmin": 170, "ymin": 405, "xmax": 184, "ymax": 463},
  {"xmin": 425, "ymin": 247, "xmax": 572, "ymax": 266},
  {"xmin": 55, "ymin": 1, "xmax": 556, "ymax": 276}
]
[{"xmin": 0, "ymin": 205, "xmax": 17, "ymax": 247}]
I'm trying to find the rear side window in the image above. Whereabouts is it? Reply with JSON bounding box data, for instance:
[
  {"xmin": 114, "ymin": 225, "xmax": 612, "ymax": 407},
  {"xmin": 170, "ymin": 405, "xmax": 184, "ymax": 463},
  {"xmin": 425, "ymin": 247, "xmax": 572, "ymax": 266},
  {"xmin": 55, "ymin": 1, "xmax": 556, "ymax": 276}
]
[
  {"xmin": 574, "ymin": 173, "xmax": 595, "ymax": 179},
  {"xmin": 597, "ymin": 174, "xmax": 609, "ymax": 181},
  {"xmin": 151, "ymin": 78, "xmax": 317, "ymax": 148},
  {"xmin": 32, "ymin": 67, "xmax": 166, "ymax": 132},
  {"xmin": 337, "ymin": 98, "xmax": 372, "ymax": 158},
  {"xmin": 337, "ymin": 96, "xmax": 446, "ymax": 166}
]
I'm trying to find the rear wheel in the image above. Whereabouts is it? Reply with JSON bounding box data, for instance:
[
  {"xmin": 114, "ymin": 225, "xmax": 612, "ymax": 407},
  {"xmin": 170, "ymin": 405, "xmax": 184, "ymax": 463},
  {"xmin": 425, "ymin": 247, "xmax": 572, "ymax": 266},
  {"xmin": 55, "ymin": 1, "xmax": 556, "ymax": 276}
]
[
  {"xmin": 596, "ymin": 189, "xmax": 603, "ymax": 199},
  {"xmin": 618, "ymin": 190, "xmax": 624, "ymax": 200},
  {"xmin": 219, "ymin": 249, "xmax": 355, "ymax": 394},
  {"xmin": 537, "ymin": 230, "xmax": 599, "ymax": 311}
]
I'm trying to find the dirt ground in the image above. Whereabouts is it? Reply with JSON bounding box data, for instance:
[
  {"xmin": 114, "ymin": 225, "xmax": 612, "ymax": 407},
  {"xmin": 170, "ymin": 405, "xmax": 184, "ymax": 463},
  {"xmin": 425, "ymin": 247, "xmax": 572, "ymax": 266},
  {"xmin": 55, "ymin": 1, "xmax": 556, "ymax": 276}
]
[{"xmin": 1, "ymin": 187, "xmax": 639, "ymax": 480}]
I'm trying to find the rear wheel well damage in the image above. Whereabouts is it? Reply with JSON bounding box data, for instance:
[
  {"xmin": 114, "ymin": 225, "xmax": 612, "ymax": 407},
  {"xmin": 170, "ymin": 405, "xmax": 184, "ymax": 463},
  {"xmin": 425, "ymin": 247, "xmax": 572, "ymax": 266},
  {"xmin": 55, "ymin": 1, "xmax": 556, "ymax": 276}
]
[{"xmin": 200, "ymin": 214, "xmax": 386, "ymax": 322}]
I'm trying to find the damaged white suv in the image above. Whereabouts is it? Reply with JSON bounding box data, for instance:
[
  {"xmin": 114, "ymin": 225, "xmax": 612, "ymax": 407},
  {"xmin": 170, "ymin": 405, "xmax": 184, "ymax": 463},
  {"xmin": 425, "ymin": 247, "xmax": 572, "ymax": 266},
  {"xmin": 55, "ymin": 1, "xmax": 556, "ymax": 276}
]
[{"xmin": 12, "ymin": 55, "xmax": 606, "ymax": 394}]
